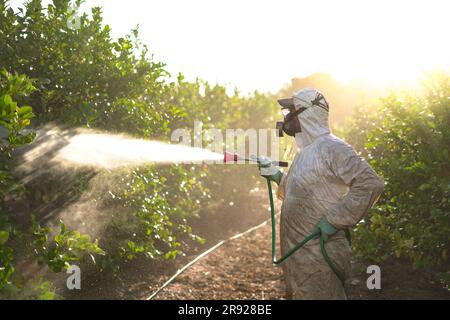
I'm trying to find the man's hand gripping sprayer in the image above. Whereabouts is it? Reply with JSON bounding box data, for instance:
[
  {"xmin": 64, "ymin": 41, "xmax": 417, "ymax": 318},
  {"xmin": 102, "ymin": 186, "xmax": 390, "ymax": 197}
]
[{"xmin": 222, "ymin": 152, "xmax": 347, "ymax": 286}]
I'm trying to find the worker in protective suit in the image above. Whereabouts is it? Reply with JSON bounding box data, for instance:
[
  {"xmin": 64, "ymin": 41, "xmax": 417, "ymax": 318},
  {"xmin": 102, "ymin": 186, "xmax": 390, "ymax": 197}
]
[{"xmin": 259, "ymin": 88, "xmax": 384, "ymax": 299}]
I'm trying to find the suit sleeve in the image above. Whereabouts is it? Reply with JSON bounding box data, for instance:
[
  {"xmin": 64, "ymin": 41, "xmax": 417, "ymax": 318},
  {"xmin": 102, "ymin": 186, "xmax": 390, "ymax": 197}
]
[{"xmin": 324, "ymin": 142, "xmax": 385, "ymax": 229}]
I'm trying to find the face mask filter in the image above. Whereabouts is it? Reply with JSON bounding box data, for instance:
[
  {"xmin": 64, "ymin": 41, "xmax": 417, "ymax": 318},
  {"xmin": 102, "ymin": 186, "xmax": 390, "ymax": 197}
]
[{"xmin": 276, "ymin": 107, "xmax": 307, "ymax": 137}]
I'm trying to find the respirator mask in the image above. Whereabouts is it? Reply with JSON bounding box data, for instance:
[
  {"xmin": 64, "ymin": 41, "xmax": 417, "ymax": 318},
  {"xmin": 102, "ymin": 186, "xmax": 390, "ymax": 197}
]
[{"xmin": 276, "ymin": 106, "xmax": 307, "ymax": 137}]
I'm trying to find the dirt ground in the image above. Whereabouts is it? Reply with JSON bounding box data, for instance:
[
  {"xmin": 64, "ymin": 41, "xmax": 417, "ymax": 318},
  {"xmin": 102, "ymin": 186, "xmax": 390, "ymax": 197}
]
[{"xmin": 147, "ymin": 219, "xmax": 285, "ymax": 300}]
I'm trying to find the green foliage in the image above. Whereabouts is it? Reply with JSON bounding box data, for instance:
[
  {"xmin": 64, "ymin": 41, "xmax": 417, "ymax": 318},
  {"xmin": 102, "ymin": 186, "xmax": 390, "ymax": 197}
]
[
  {"xmin": 0, "ymin": 70, "xmax": 35, "ymax": 221},
  {"xmin": 0, "ymin": 69, "xmax": 36, "ymax": 181},
  {"xmin": 0, "ymin": 224, "xmax": 14, "ymax": 289},
  {"xmin": 105, "ymin": 165, "xmax": 207, "ymax": 261},
  {"xmin": 347, "ymin": 72, "xmax": 450, "ymax": 268},
  {"xmin": 30, "ymin": 218, "xmax": 105, "ymax": 272},
  {"xmin": 0, "ymin": 70, "xmax": 36, "ymax": 290},
  {"xmin": 0, "ymin": 0, "xmax": 171, "ymax": 136},
  {"xmin": 0, "ymin": 0, "xmax": 209, "ymax": 272},
  {"xmin": 30, "ymin": 280, "xmax": 57, "ymax": 300},
  {"xmin": 1, "ymin": 277, "xmax": 57, "ymax": 300}
]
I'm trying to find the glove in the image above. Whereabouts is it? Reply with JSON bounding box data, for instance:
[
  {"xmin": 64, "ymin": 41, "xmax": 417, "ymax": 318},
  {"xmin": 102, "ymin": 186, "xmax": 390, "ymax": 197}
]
[
  {"xmin": 257, "ymin": 156, "xmax": 283, "ymax": 185},
  {"xmin": 314, "ymin": 217, "xmax": 338, "ymax": 242}
]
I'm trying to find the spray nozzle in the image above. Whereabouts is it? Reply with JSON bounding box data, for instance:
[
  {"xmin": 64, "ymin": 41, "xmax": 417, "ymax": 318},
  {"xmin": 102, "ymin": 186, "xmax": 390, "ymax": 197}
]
[{"xmin": 223, "ymin": 151, "xmax": 241, "ymax": 163}]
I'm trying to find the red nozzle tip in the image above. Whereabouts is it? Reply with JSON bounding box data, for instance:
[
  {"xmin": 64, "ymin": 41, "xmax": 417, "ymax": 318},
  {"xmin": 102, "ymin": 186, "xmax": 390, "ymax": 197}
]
[{"xmin": 224, "ymin": 152, "xmax": 239, "ymax": 163}]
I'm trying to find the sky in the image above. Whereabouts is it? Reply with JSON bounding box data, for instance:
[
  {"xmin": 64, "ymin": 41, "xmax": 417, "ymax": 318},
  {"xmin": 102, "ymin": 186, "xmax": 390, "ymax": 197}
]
[{"xmin": 9, "ymin": 0, "xmax": 450, "ymax": 94}]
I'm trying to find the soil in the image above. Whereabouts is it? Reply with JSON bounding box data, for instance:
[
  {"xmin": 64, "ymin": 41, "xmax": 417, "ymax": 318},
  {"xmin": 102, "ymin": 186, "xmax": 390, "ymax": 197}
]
[{"xmin": 148, "ymin": 219, "xmax": 285, "ymax": 300}]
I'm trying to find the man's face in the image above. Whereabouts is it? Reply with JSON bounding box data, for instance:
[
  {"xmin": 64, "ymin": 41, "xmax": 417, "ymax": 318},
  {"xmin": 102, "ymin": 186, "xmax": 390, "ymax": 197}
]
[{"xmin": 279, "ymin": 106, "xmax": 305, "ymax": 136}]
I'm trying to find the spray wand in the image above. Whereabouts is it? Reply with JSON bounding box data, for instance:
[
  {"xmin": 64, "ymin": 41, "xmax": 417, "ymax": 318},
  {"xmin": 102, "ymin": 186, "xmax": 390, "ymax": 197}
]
[{"xmin": 223, "ymin": 152, "xmax": 289, "ymax": 168}]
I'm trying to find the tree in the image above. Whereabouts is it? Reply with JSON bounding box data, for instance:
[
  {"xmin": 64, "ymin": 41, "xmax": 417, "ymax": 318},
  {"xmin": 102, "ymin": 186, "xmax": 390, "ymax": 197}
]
[{"xmin": 347, "ymin": 72, "xmax": 450, "ymax": 269}]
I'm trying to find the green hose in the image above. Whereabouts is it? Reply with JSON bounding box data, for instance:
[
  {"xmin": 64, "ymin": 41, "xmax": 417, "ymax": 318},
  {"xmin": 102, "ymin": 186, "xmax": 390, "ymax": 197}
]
[{"xmin": 265, "ymin": 178, "xmax": 345, "ymax": 287}]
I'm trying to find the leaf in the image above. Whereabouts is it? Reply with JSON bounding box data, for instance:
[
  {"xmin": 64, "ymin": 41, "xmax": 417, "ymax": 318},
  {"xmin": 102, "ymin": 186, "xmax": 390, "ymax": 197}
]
[
  {"xmin": 3, "ymin": 94, "xmax": 12, "ymax": 107},
  {"xmin": 21, "ymin": 112, "xmax": 35, "ymax": 120},
  {"xmin": 60, "ymin": 221, "xmax": 67, "ymax": 234},
  {"xmin": 0, "ymin": 231, "xmax": 9, "ymax": 245},
  {"xmin": 3, "ymin": 95, "xmax": 17, "ymax": 114},
  {"xmin": 0, "ymin": 95, "xmax": 14, "ymax": 116},
  {"xmin": 18, "ymin": 106, "xmax": 33, "ymax": 116}
]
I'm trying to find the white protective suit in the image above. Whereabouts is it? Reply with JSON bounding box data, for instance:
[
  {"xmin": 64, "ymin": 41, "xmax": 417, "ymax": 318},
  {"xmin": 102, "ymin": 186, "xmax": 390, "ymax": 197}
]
[{"xmin": 278, "ymin": 88, "xmax": 384, "ymax": 299}]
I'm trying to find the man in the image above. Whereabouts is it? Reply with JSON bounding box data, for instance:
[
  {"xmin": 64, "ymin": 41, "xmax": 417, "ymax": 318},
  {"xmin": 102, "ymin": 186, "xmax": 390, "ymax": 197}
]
[{"xmin": 260, "ymin": 88, "xmax": 384, "ymax": 299}]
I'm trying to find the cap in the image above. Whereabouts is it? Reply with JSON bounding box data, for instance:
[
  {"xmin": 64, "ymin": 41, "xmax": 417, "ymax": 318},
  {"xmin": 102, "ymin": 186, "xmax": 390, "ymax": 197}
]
[{"xmin": 277, "ymin": 98, "xmax": 295, "ymax": 108}]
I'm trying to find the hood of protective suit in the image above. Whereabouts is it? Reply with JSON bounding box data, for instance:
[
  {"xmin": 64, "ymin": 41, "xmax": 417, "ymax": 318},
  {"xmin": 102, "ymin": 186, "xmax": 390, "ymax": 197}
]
[{"xmin": 292, "ymin": 88, "xmax": 330, "ymax": 150}]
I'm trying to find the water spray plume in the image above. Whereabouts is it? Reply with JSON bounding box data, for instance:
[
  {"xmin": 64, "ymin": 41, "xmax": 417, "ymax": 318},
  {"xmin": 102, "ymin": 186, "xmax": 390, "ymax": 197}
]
[
  {"xmin": 21, "ymin": 128, "xmax": 224, "ymax": 169},
  {"xmin": 56, "ymin": 134, "xmax": 223, "ymax": 168}
]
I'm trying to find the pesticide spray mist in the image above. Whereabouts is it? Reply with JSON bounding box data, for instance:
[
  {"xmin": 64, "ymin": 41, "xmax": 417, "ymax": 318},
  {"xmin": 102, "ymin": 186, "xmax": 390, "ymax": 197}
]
[
  {"xmin": 54, "ymin": 133, "xmax": 224, "ymax": 168},
  {"xmin": 20, "ymin": 126, "xmax": 224, "ymax": 169}
]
